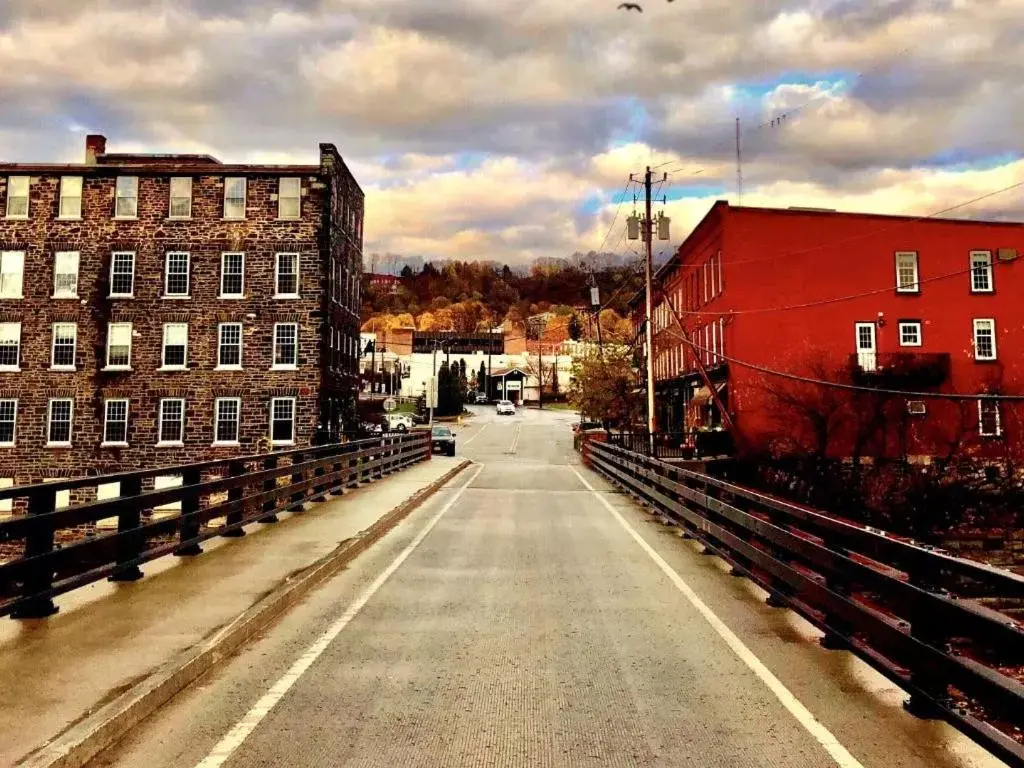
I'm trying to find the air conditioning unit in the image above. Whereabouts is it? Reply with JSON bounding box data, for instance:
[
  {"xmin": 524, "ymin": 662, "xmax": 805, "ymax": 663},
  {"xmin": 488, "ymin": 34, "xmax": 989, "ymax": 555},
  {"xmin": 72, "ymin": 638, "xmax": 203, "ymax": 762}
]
[
  {"xmin": 907, "ymin": 400, "xmax": 927, "ymax": 416},
  {"xmin": 997, "ymin": 248, "xmax": 1018, "ymax": 262}
]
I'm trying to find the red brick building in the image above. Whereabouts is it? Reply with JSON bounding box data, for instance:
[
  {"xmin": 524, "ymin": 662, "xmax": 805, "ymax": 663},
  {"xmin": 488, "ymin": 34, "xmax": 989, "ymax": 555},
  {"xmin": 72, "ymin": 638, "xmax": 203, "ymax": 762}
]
[
  {"xmin": 367, "ymin": 273, "xmax": 401, "ymax": 294},
  {"xmin": 0, "ymin": 135, "xmax": 364, "ymax": 489},
  {"xmin": 640, "ymin": 201, "xmax": 1024, "ymax": 461}
]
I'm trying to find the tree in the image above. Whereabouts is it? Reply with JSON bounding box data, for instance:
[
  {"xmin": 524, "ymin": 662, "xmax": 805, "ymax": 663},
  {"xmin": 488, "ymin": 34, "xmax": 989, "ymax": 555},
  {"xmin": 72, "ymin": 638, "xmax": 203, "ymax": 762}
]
[
  {"xmin": 568, "ymin": 349, "xmax": 644, "ymax": 431},
  {"xmin": 458, "ymin": 359, "xmax": 468, "ymax": 401},
  {"xmin": 477, "ymin": 361, "xmax": 487, "ymax": 393},
  {"xmin": 550, "ymin": 360, "xmax": 561, "ymax": 397},
  {"xmin": 437, "ymin": 362, "xmax": 453, "ymax": 417},
  {"xmin": 400, "ymin": 265, "xmax": 413, "ymax": 279}
]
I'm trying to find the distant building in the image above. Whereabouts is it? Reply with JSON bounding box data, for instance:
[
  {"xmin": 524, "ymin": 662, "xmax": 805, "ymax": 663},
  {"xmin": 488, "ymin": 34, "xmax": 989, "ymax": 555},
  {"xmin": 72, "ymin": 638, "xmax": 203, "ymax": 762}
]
[{"xmin": 367, "ymin": 273, "xmax": 401, "ymax": 294}]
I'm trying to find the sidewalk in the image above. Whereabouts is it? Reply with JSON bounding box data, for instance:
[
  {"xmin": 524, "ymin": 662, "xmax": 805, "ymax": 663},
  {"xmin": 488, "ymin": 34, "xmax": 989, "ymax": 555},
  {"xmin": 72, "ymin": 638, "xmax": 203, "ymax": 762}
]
[{"xmin": 0, "ymin": 457, "xmax": 468, "ymax": 767}]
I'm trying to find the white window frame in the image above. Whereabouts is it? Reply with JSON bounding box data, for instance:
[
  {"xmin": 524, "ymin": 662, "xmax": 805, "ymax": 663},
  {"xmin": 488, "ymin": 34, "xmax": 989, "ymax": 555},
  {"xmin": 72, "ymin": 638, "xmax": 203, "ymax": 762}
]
[
  {"xmin": 970, "ymin": 251, "xmax": 994, "ymax": 294},
  {"xmin": 973, "ymin": 318, "xmax": 997, "ymax": 361},
  {"xmin": 978, "ymin": 398, "xmax": 1002, "ymax": 438},
  {"xmin": 274, "ymin": 252, "xmax": 300, "ymax": 298},
  {"xmin": 272, "ymin": 322, "xmax": 299, "ymax": 369},
  {"xmin": 223, "ymin": 177, "xmax": 246, "ymax": 220},
  {"xmin": 217, "ymin": 322, "xmax": 243, "ymax": 370},
  {"xmin": 219, "ymin": 252, "xmax": 245, "ymax": 298},
  {"xmin": 270, "ymin": 396, "xmax": 296, "ymax": 446},
  {"xmin": 278, "ymin": 177, "xmax": 301, "ymax": 220},
  {"xmin": 109, "ymin": 251, "xmax": 135, "ymax": 297},
  {"xmin": 0, "ymin": 250, "xmax": 25, "ymax": 299},
  {"xmin": 898, "ymin": 321, "xmax": 922, "ymax": 348},
  {"xmin": 5, "ymin": 176, "xmax": 29, "ymax": 219},
  {"xmin": 114, "ymin": 176, "xmax": 139, "ymax": 219},
  {"xmin": 102, "ymin": 398, "xmax": 130, "ymax": 447},
  {"xmin": 0, "ymin": 399, "xmax": 16, "ymax": 447},
  {"xmin": 105, "ymin": 321, "xmax": 133, "ymax": 370},
  {"xmin": 157, "ymin": 398, "xmax": 186, "ymax": 446},
  {"xmin": 51, "ymin": 322, "xmax": 78, "ymax": 370},
  {"xmin": 213, "ymin": 397, "xmax": 242, "ymax": 445},
  {"xmin": 46, "ymin": 398, "xmax": 74, "ymax": 447},
  {"xmin": 894, "ymin": 251, "xmax": 920, "ymax": 293},
  {"xmin": 160, "ymin": 322, "xmax": 189, "ymax": 370},
  {"xmin": 58, "ymin": 176, "xmax": 83, "ymax": 219},
  {"xmin": 0, "ymin": 322, "xmax": 21, "ymax": 372},
  {"xmin": 169, "ymin": 176, "xmax": 192, "ymax": 219},
  {"xmin": 52, "ymin": 250, "xmax": 80, "ymax": 298},
  {"xmin": 163, "ymin": 251, "xmax": 191, "ymax": 298}
]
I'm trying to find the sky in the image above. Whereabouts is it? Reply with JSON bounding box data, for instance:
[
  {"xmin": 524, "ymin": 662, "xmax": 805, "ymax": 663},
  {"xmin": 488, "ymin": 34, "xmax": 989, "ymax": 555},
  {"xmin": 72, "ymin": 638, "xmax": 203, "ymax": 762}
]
[{"xmin": 1, "ymin": 0, "xmax": 1023, "ymax": 269}]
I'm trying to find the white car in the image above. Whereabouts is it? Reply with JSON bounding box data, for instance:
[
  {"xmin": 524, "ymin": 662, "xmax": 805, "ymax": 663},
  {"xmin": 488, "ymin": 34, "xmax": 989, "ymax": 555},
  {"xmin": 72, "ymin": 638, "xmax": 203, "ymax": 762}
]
[
  {"xmin": 383, "ymin": 412, "xmax": 414, "ymax": 432},
  {"xmin": 496, "ymin": 400, "xmax": 516, "ymax": 416}
]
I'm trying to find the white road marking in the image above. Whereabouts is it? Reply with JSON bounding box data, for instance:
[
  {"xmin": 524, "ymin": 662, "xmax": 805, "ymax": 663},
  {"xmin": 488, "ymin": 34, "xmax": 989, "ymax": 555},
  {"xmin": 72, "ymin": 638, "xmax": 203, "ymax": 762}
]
[
  {"xmin": 570, "ymin": 466, "xmax": 865, "ymax": 768},
  {"xmin": 193, "ymin": 465, "xmax": 485, "ymax": 768},
  {"xmin": 507, "ymin": 423, "xmax": 522, "ymax": 454},
  {"xmin": 461, "ymin": 423, "xmax": 487, "ymax": 446}
]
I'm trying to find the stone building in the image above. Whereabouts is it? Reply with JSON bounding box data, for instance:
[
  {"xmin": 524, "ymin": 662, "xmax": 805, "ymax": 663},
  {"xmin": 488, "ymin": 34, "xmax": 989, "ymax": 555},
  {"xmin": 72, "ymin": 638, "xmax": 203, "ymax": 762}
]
[{"xmin": 0, "ymin": 135, "xmax": 363, "ymax": 491}]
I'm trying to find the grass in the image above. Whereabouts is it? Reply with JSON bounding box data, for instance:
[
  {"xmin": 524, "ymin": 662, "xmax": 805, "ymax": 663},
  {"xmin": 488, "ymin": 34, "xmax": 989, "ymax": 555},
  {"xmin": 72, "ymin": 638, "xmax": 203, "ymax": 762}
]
[{"xmin": 541, "ymin": 402, "xmax": 578, "ymax": 412}]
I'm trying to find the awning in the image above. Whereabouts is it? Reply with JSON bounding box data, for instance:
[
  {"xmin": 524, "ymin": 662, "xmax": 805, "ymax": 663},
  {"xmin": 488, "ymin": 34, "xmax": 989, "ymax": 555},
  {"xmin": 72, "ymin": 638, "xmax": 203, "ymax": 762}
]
[{"xmin": 691, "ymin": 382, "xmax": 725, "ymax": 406}]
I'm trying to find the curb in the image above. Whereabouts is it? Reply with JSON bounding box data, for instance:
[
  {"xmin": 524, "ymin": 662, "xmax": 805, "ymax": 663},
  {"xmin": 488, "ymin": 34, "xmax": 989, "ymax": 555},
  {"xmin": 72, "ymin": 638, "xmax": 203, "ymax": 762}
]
[{"xmin": 19, "ymin": 458, "xmax": 472, "ymax": 768}]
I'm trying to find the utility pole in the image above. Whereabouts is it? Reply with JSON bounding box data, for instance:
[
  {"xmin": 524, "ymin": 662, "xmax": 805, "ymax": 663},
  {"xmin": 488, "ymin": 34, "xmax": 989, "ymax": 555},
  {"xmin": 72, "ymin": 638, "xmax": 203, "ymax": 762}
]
[
  {"xmin": 589, "ymin": 276, "xmax": 604, "ymax": 361},
  {"xmin": 487, "ymin": 329, "xmax": 493, "ymax": 401},
  {"xmin": 643, "ymin": 166, "xmax": 656, "ymax": 455},
  {"xmin": 429, "ymin": 344, "xmax": 437, "ymax": 425},
  {"xmin": 537, "ymin": 340, "xmax": 543, "ymax": 410}
]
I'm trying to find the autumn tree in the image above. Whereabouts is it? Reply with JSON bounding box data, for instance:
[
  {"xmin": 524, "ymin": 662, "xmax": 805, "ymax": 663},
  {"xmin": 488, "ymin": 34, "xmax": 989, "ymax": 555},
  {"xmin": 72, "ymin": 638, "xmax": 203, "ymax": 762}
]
[{"xmin": 568, "ymin": 349, "xmax": 644, "ymax": 431}]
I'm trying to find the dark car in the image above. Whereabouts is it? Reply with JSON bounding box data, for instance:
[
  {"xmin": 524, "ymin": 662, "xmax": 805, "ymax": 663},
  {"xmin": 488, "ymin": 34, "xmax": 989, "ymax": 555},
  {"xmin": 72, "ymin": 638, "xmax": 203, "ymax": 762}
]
[{"xmin": 431, "ymin": 425, "xmax": 456, "ymax": 456}]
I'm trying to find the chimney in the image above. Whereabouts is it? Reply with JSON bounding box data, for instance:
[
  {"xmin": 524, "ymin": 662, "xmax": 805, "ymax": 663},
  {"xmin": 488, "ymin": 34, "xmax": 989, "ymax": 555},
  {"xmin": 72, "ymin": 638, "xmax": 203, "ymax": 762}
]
[{"xmin": 85, "ymin": 134, "xmax": 107, "ymax": 165}]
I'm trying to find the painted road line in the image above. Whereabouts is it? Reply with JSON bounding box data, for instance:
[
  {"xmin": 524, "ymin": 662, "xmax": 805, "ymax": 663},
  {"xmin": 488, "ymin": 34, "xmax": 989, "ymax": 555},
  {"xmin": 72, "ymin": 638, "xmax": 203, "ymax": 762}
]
[
  {"xmin": 570, "ymin": 466, "xmax": 865, "ymax": 768},
  {"xmin": 193, "ymin": 464, "xmax": 485, "ymax": 768},
  {"xmin": 506, "ymin": 423, "xmax": 522, "ymax": 455},
  {"xmin": 461, "ymin": 423, "xmax": 487, "ymax": 446}
]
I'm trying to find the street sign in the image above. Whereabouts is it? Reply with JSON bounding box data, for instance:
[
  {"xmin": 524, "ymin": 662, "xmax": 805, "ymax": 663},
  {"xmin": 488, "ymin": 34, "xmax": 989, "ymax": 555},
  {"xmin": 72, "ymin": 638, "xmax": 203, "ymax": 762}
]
[{"xmin": 383, "ymin": 397, "xmax": 397, "ymax": 413}]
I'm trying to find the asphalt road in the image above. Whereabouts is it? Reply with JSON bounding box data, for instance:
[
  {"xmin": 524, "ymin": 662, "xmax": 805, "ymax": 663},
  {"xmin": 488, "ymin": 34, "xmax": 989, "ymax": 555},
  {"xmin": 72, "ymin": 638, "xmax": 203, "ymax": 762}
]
[{"xmin": 88, "ymin": 406, "xmax": 1005, "ymax": 768}]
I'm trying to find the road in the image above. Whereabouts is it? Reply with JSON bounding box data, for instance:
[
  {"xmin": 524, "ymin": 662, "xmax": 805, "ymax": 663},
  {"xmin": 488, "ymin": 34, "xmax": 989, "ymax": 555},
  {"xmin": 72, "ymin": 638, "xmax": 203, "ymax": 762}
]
[{"xmin": 88, "ymin": 406, "xmax": 1003, "ymax": 768}]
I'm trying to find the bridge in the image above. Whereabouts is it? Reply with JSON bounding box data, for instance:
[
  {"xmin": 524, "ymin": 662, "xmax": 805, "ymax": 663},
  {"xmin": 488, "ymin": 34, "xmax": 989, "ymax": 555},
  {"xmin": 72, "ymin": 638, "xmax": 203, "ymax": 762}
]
[{"xmin": 1, "ymin": 407, "xmax": 1021, "ymax": 768}]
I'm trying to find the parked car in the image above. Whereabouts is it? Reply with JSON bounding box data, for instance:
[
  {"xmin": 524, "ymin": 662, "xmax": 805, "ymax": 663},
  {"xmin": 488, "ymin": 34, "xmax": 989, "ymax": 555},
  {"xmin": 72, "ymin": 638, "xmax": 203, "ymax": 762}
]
[
  {"xmin": 474, "ymin": 392, "xmax": 488, "ymax": 404},
  {"xmin": 431, "ymin": 425, "xmax": 456, "ymax": 456},
  {"xmin": 496, "ymin": 400, "xmax": 516, "ymax": 416},
  {"xmin": 383, "ymin": 412, "xmax": 414, "ymax": 432}
]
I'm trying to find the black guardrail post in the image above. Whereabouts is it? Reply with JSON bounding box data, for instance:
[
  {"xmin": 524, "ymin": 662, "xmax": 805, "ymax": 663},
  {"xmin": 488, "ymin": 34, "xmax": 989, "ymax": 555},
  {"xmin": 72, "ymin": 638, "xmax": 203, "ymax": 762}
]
[
  {"xmin": 311, "ymin": 450, "xmax": 328, "ymax": 502},
  {"xmin": 11, "ymin": 487, "xmax": 60, "ymax": 618},
  {"xmin": 348, "ymin": 445, "xmax": 362, "ymax": 489},
  {"xmin": 221, "ymin": 460, "xmax": 246, "ymax": 538},
  {"xmin": 904, "ymin": 566, "xmax": 951, "ymax": 718},
  {"xmin": 174, "ymin": 468, "xmax": 203, "ymax": 556},
  {"xmin": 110, "ymin": 476, "xmax": 145, "ymax": 581},
  {"xmin": 261, "ymin": 455, "xmax": 280, "ymax": 523},
  {"xmin": 288, "ymin": 452, "xmax": 306, "ymax": 512}
]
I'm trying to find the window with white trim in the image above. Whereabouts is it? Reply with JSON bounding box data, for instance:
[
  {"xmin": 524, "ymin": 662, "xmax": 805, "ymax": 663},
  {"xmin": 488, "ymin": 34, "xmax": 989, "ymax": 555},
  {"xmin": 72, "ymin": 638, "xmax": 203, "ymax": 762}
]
[
  {"xmin": 169, "ymin": 177, "xmax": 192, "ymax": 218},
  {"xmin": 970, "ymin": 251, "xmax": 993, "ymax": 293},
  {"xmin": 217, "ymin": 322, "xmax": 243, "ymax": 368},
  {"xmin": 51, "ymin": 322, "xmax": 77, "ymax": 369},
  {"xmin": 164, "ymin": 252, "xmax": 190, "ymax": 297},
  {"xmin": 109, "ymin": 252, "xmax": 135, "ymax": 297},
  {"xmin": 0, "ymin": 399, "xmax": 16, "ymax": 446},
  {"xmin": 279, "ymin": 177, "xmax": 301, "ymax": 219},
  {"xmin": 224, "ymin": 177, "xmax": 246, "ymax": 219},
  {"xmin": 5, "ymin": 176, "xmax": 29, "ymax": 218},
  {"xmin": 979, "ymin": 398, "xmax": 1002, "ymax": 437},
  {"xmin": 895, "ymin": 251, "xmax": 919, "ymax": 293},
  {"xmin": 114, "ymin": 176, "xmax": 138, "ymax": 218},
  {"xmin": 274, "ymin": 252, "xmax": 299, "ymax": 297},
  {"xmin": 0, "ymin": 251, "xmax": 24, "ymax": 298},
  {"xmin": 47, "ymin": 398, "xmax": 73, "ymax": 445},
  {"xmin": 59, "ymin": 176, "xmax": 83, "ymax": 218},
  {"xmin": 270, "ymin": 397, "xmax": 296, "ymax": 445},
  {"xmin": 161, "ymin": 323, "xmax": 188, "ymax": 369},
  {"xmin": 105, "ymin": 322, "xmax": 132, "ymax": 369},
  {"xmin": 158, "ymin": 398, "xmax": 185, "ymax": 444},
  {"xmin": 0, "ymin": 322, "xmax": 20, "ymax": 370},
  {"xmin": 898, "ymin": 321, "xmax": 922, "ymax": 347},
  {"xmin": 103, "ymin": 399, "xmax": 129, "ymax": 445},
  {"xmin": 273, "ymin": 322, "xmax": 298, "ymax": 368},
  {"xmin": 214, "ymin": 398, "xmax": 241, "ymax": 444},
  {"xmin": 220, "ymin": 252, "xmax": 245, "ymax": 297},
  {"xmin": 53, "ymin": 251, "xmax": 79, "ymax": 298},
  {"xmin": 973, "ymin": 318, "xmax": 996, "ymax": 361}
]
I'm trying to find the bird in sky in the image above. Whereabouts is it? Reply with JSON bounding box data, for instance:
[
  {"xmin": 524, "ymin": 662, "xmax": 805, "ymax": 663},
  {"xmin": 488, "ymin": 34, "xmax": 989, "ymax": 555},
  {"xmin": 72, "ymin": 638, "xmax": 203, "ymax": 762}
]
[{"xmin": 618, "ymin": 2, "xmax": 643, "ymax": 10}]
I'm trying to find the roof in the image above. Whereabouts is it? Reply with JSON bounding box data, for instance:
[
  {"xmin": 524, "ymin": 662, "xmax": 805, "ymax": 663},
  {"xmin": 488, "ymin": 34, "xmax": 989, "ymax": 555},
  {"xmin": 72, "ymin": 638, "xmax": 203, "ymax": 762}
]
[
  {"xmin": 491, "ymin": 367, "xmax": 529, "ymax": 376},
  {"xmin": 0, "ymin": 161, "xmax": 321, "ymax": 175}
]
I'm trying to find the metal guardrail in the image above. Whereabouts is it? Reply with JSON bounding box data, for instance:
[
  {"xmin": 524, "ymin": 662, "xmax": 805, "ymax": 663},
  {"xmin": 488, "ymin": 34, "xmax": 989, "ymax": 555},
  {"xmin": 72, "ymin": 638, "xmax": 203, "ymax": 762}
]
[
  {"xmin": 583, "ymin": 438, "xmax": 1024, "ymax": 767},
  {"xmin": 0, "ymin": 432, "xmax": 432, "ymax": 619}
]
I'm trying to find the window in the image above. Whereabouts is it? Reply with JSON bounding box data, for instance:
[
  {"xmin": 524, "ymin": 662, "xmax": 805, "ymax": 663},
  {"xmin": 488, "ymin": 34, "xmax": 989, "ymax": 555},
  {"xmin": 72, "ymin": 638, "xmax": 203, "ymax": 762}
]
[
  {"xmin": 898, "ymin": 321, "xmax": 922, "ymax": 347},
  {"xmin": 103, "ymin": 399, "xmax": 129, "ymax": 445},
  {"xmin": 0, "ymin": 399, "xmax": 16, "ymax": 446},
  {"xmin": 109, "ymin": 252, "xmax": 135, "ymax": 297},
  {"xmin": 158, "ymin": 399, "xmax": 185, "ymax": 445},
  {"xmin": 161, "ymin": 323, "xmax": 188, "ymax": 369},
  {"xmin": 57, "ymin": 176, "xmax": 83, "ymax": 218},
  {"xmin": 115, "ymin": 176, "xmax": 138, "ymax": 218},
  {"xmin": 279, "ymin": 177, "xmax": 301, "ymax": 219},
  {"xmin": 0, "ymin": 322, "xmax": 20, "ymax": 370},
  {"xmin": 270, "ymin": 397, "xmax": 296, "ymax": 445},
  {"xmin": 47, "ymin": 398, "xmax": 73, "ymax": 445},
  {"xmin": 169, "ymin": 177, "xmax": 192, "ymax": 218},
  {"xmin": 895, "ymin": 251, "xmax": 919, "ymax": 293},
  {"xmin": 273, "ymin": 322, "xmax": 298, "ymax": 368},
  {"xmin": 970, "ymin": 251, "xmax": 993, "ymax": 293},
  {"xmin": 51, "ymin": 322, "xmax": 77, "ymax": 369},
  {"xmin": 164, "ymin": 252, "xmax": 190, "ymax": 297},
  {"xmin": 5, "ymin": 176, "xmax": 28, "ymax": 218},
  {"xmin": 0, "ymin": 251, "xmax": 24, "ymax": 298},
  {"xmin": 220, "ymin": 252, "xmax": 245, "ymax": 297},
  {"xmin": 224, "ymin": 177, "xmax": 246, "ymax": 219},
  {"xmin": 217, "ymin": 322, "xmax": 243, "ymax": 368},
  {"xmin": 979, "ymin": 398, "xmax": 1002, "ymax": 437},
  {"xmin": 106, "ymin": 322, "xmax": 132, "ymax": 369},
  {"xmin": 53, "ymin": 251, "xmax": 79, "ymax": 298},
  {"xmin": 973, "ymin": 318, "xmax": 996, "ymax": 361},
  {"xmin": 214, "ymin": 398, "xmax": 241, "ymax": 444},
  {"xmin": 274, "ymin": 252, "xmax": 299, "ymax": 296}
]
